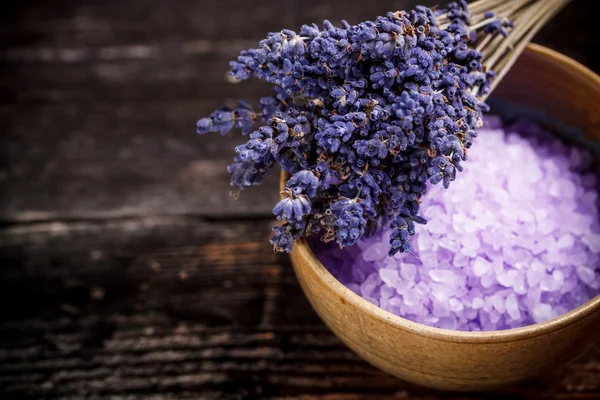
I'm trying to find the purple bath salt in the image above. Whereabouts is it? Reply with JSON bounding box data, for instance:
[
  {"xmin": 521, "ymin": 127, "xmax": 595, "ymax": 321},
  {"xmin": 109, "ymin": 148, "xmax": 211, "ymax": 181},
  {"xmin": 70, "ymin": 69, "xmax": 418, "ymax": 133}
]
[{"xmin": 311, "ymin": 117, "xmax": 600, "ymax": 331}]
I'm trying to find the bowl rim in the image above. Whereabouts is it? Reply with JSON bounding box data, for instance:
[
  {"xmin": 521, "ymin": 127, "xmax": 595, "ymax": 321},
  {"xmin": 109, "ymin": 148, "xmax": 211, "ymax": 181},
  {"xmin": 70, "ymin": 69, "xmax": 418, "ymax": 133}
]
[
  {"xmin": 289, "ymin": 43, "xmax": 600, "ymax": 343},
  {"xmin": 525, "ymin": 43, "xmax": 600, "ymax": 88}
]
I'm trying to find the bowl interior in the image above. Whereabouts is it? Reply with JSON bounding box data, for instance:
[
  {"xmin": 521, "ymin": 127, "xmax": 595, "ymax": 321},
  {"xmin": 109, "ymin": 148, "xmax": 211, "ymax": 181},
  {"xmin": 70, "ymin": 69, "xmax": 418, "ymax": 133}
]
[{"xmin": 492, "ymin": 44, "xmax": 600, "ymax": 144}]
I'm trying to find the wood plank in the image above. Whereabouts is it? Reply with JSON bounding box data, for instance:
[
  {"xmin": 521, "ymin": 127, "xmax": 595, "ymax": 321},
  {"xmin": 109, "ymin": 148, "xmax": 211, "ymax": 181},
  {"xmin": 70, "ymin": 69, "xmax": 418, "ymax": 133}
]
[
  {"xmin": 0, "ymin": 2, "xmax": 596, "ymax": 104},
  {"xmin": 1, "ymin": 0, "xmax": 595, "ymax": 63},
  {"xmin": 0, "ymin": 1, "xmax": 432, "ymax": 44},
  {"xmin": 0, "ymin": 217, "xmax": 599, "ymax": 398},
  {"xmin": 0, "ymin": 42, "xmax": 273, "ymax": 102},
  {"xmin": 0, "ymin": 99, "xmax": 280, "ymax": 222},
  {"xmin": 0, "ymin": 1, "xmax": 597, "ymax": 222}
]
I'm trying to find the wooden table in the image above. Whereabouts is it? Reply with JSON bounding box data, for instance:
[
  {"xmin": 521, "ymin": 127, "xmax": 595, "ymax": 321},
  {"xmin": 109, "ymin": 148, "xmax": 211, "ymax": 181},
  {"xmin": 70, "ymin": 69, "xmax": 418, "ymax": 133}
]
[{"xmin": 1, "ymin": 1, "xmax": 598, "ymax": 398}]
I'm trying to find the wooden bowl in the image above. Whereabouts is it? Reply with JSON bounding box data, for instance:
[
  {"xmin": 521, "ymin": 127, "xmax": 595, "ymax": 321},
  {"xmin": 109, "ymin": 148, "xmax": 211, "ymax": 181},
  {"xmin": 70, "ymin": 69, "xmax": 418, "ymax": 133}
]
[{"xmin": 283, "ymin": 44, "xmax": 600, "ymax": 391}]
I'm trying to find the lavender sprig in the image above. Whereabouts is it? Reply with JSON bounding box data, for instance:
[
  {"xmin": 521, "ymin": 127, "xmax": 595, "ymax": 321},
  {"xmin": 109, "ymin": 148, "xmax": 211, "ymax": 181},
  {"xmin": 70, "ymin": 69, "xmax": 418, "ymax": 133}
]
[{"xmin": 196, "ymin": 0, "xmax": 568, "ymax": 256}]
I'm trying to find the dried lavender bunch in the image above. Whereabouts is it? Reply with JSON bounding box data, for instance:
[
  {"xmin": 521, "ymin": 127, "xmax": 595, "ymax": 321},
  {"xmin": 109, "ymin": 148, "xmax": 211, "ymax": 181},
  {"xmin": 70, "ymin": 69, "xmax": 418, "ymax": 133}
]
[{"xmin": 197, "ymin": 0, "xmax": 569, "ymax": 256}]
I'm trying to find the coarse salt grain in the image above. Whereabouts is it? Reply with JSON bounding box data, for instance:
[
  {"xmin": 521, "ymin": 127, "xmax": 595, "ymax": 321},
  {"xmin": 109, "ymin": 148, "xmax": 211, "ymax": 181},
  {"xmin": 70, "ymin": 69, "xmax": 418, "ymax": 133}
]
[{"xmin": 311, "ymin": 117, "xmax": 600, "ymax": 331}]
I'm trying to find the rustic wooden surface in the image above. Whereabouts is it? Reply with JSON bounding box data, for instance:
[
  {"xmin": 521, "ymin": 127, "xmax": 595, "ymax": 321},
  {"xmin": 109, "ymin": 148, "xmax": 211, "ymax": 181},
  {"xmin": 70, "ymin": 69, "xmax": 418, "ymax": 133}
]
[{"xmin": 0, "ymin": 0, "xmax": 599, "ymax": 398}]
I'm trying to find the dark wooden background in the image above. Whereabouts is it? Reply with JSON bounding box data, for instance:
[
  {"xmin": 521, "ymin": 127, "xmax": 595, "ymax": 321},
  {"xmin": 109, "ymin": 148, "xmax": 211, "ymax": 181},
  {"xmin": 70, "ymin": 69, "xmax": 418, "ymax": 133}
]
[{"xmin": 0, "ymin": 1, "xmax": 598, "ymax": 398}]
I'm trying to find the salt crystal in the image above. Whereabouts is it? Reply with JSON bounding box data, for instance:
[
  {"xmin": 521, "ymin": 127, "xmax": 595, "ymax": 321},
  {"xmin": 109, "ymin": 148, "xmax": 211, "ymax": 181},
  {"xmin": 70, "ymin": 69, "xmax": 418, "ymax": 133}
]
[
  {"xmin": 394, "ymin": 279, "xmax": 415, "ymax": 295},
  {"xmin": 464, "ymin": 219, "xmax": 478, "ymax": 233},
  {"xmin": 521, "ymin": 221, "xmax": 538, "ymax": 236},
  {"xmin": 576, "ymin": 266, "xmax": 595, "ymax": 285},
  {"xmin": 588, "ymin": 278, "xmax": 600, "ymax": 290},
  {"xmin": 399, "ymin": 263, "xmax": 417, "ymax": 281},
  {"xmin": 452, "ymin": 213, "xmax": 467, "ymax": 234},
  {"xmin": 438, "ymin": 316, "xmax": 458, "ymax": 330},
  {"xmin": 506, "ymin": 294, "xmax": 521, "ymax": 319},
  {"xmin": 453, "ymin": 252, "xmax": 470, "ymax": 267},
  {"xmin": 360, "ymin": 272, "xmax": 381, "ymax": 297},
  {"xmin": 513, "ymin": 261, "xmax": 526, "ymax": 270},
  {"xmin": 526, "ymin": 260, "xmax": 545, "ymax": 287},
  {"xmin": 428, "ymin": 218, "xmax": 447, "ymax": 234},
  {"xmin": 468, "ymin": 322, "xmax": 482, "ymax": 331},
  {"xmin": 518, "ymin": 211, "xmax": 535, "ymax": 223},
  {"xmin": 497, "ymin": 270, "xmax": 518, "ymax": 287},
  {"xmin": 464, "ymin": 308, "xmax": 479, "ymax": 320},
  {"xmin": 569, "ymin": 249, "xmax": 589, "ymax": 266},
  {"xmin": 432, "ymin": 299, "xmax": 451, "ymax": 317},
  {"xmin": 527, "ymin": 288, "xmax": 542, "ymax": 307},
  {"xmin": 473, "ymin": 257, "xmax": 493, "ymax": 277},
  {"xmin": 480, "ymin": 230, "xmax": 496, "ymax": 246},
  {"xmin": 425, "ymin": 205, "xmax": 445, "ymax": 219},
  {"xmin": 491, "ymin": 187, "xmax": 510, "ymax": 207},
  {"xmin": 569, "ymin": 213, "xmax": 593, "ymax": 236},
  {"xmin": 448, "ymin": 298, "xmax": 464, "ymax": 313},
  {"xmin": 431, "ymin": 283, "xmax": 453, "ymax": 302},
  {"xmin": 545, "ymin": 250, "xmax": 568, "ymax": 267},
  {"xmin": 418, "ymin": 251, "xmax": 437, "ymax": 267},
  {"xmin": 502, "ymin": 246, "xmax": 520, "ymax": 265},
  {"xmin": 379, "ymin": 268, "xmax": 400, "ymax": 288},
  {"xmin": 548, "ymin": 181, "xmax": 561, "ymax": 199},
  {"xmin": 380, "ymin": 285, "xmax": 396, "ymax": 303},
  {"xmin": 513, "ymin": 271, "xmax": 528, "ymax": 295},
  {"xmin": 417, "ymin": 231, "xmax": 433, "ymax": 251},
  {"xmin": 419, "ymin": 315, "xmax": 440, "ymax": 326},
  {"xmin": 531, "ymin": 303, "xmax": 555, "ymax": 323},
  {"xmin": 492, "ymin": 259, "xmax": 505, "ymax": 275},
  {"xmin": 389, "ymin": 296, "xmax": 404, "ymax": 308},
  {"xmin": 581, "ymin": 191, "xmax": 598, "ymax": 211},
  {"xmin": 489, "ymin": 309, "xmax": 502, "ymax": 324},
  {"xmin": 534, "ymin": 208, "xmax": 549, "ymax": 222},
  {"xmin": 439, "ymin": 237, "xmax": 459, "ymax": 252},
  {"xmin": 472, "ymin": 297, "xmax": 485, "ymax": 309},
  {"xmin": 540, "ymin": 274, "xmax": 557, "ymax": 292},
  {"xmin": 488, "ymin": 294, "xmax": 506, "ymax": 313},
  {"xmin": 556, "ymin": 234, "xmax": 575, "ymax": 250},
  {"xmin": 478, "ymin": 210, "xmax": 496, "ymax": 229},
  {"xmin": 403, "ymin": 291, "xmax": 419, "ymax": 307},
  {"xmin": 537, "ymin": 219, "xmax": 555, "ymax": 235},
  {"xmin": 581, "ymin": 234, "xmax": 600, "ymax": 253},
  {"xmin": 538, "ymin": 236, "xmax": 556, "ymax": 252},
  {"xmin": 561, "ymin": 273, "xmax": 579, "ymax": 294},
  {"xmin": 481, "ymin": 273, "xmax": 495, "ymax": 289},
  {"xmin": 500, "ymin": 204, "xmax": 519, "ymax": 221},
  {"xmin": 552, "ymin": 270, "xmax": 565, "ymax": 287},
  {"xmin": 362, "ymin": 242, "xmax": 387, "ymax": 261},
  {"xmin": 429, "ymin": 269, "xmax": 456, "ymax": 283},
  {"xmin": 478, "ymin": 310, "xmax": 492, "ymax": 330},
  {"xmin": 530, "ymin": 240, "xmax": 546, "ymax": 256},
  {"xmin": 352, "ymin": 267, "xmax": 366, "ymax": 282},
  {"xmin": 559, "ymin": 179, "xmax": 577, "ymax": 200},
  {"xmin": 528, "ymin": 166, "xmax": 543, "ymax": 183},
  {"xmin": 415, "ymin": 281, "xmax": 430, "ymax": 296}
]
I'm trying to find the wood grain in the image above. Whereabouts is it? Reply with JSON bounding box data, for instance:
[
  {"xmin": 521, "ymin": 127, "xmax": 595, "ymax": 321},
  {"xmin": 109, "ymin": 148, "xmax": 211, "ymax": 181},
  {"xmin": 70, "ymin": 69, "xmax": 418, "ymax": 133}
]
[
  {"xmin": 1, "ymin": 217, "xmax": 599, "ymax": 398},
  {"xmin": 1, "ymin": 0, "xmax": 599, "ymax": 397}
]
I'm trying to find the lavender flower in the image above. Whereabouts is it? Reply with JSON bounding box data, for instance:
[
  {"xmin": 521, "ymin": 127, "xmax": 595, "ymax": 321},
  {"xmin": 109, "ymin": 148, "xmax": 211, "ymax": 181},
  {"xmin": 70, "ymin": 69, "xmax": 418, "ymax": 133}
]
[{"xmin": 197, "ymin": 1, "xmax": 505, "ymax": 256}]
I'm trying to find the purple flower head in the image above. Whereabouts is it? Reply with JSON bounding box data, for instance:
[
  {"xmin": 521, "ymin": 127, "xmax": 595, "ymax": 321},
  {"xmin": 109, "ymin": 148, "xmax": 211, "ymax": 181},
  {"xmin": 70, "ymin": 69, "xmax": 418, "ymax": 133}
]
[
  {"xmin": 270, "ymin": 224, "xmax": 295, "ymax": 253},
  {"xmin": 197, "ymin": 1, "xmax": 497, "ymax": 255},
  {"xmin": 286, "ymin": 170, "xmax": 320, "ymax": 197},
  {"xmin": 273, "ymin": 189, "xmax": 312, "ymax": 221},
  {"xmin": 330, "ymin": 198, "xmax": 369, "ymax": 248}
]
